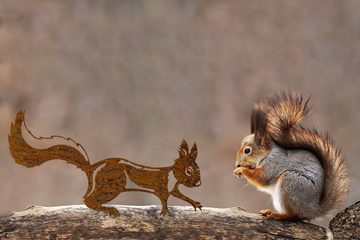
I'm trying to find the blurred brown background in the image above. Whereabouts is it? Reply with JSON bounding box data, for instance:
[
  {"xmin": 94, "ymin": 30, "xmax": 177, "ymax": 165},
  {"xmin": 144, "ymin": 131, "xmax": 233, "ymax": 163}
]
[{"xmin": 0, "ymin": 0, "xmax": 359, "ymax": 216}]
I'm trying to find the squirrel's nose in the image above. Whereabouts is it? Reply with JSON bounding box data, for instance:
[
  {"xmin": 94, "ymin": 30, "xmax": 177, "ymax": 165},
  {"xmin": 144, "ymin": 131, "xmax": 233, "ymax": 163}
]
[{"xmin": 195, "ymin": 180, "xmax": 201, "ymax": 187}]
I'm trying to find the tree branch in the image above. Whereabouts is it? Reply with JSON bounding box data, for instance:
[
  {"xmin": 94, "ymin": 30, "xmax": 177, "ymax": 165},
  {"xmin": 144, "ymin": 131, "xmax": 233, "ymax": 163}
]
[
  {"xmin": 330, "ymin": 201, "xmax": 360, "ymax": 240},
  {"xmin": 0, "ymin": 205, "xmax": 333, "ymax": 239}
]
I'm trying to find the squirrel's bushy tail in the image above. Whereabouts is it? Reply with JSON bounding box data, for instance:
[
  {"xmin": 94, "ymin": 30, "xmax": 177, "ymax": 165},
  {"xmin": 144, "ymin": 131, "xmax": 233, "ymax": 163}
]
[
  {"xmin": 260, "ymin": 92, "xmax": 350, "ymax": 218},
  {"xmin": 9, "ymin": 111, "xmax": 94, "ymax": 196}
]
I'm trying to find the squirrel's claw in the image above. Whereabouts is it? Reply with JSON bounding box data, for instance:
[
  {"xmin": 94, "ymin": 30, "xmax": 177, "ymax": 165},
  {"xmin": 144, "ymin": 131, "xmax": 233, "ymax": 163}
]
[
  {"xmin": 233, "ymin": 167, "xmax": 244, "ymax": 178},
  {"xmin": 192, "ymin": 201, "xmax": 202, "ymax": 211}
]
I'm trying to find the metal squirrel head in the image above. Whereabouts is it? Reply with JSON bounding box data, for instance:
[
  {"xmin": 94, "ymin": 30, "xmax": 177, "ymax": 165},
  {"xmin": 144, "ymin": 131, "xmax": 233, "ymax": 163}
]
[{"xmin": 173, "ymin": 140, "xmax": 201, "ymax": 188}]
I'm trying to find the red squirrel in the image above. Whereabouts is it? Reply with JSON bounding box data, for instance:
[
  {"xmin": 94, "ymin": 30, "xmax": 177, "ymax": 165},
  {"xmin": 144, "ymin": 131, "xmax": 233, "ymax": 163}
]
[
  {"xmin": 9, "ymin": 111, "xmax": 202, "ymax": 216},
  {"xmin": 234, "ymin": 92, "xmax": 350, "ymax": 221}
]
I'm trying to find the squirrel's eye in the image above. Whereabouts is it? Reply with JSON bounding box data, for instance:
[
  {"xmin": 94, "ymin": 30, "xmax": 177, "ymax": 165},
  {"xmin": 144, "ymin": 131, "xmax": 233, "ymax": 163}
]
[
  {"xmin": 185, "ymin": 167, "xmax": 194, "ymax": 176},
  {"xmin": 244, "ymin": 147, "xmax": 252, "ymax": 155}
]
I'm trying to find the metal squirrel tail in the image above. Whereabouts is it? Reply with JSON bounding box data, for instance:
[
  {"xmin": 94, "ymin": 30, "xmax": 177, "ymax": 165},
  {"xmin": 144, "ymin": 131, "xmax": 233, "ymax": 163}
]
[{"xmin": 8, "ymin": 111, "xmax": 94, "ymax": 197}]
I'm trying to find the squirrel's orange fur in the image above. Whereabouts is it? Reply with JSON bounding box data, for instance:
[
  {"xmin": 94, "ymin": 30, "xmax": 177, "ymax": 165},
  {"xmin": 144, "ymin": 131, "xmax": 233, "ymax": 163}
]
[{"xmin": 235, "ymin": 92, "xmax": 350, "ymax": 221}]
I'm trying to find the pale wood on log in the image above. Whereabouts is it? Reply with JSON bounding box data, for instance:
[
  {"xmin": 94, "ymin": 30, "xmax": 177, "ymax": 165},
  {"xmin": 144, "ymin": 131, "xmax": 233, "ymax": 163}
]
[{"xmin": 0, "ymin": 205, "xmax": 331, "ymax": 239}]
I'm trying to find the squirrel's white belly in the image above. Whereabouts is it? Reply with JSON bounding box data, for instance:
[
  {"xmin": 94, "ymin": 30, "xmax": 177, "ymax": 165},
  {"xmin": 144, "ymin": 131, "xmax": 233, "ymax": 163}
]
[{"xmin": 257, "ymin": 181, "xmax": 285, "ymax": 213}]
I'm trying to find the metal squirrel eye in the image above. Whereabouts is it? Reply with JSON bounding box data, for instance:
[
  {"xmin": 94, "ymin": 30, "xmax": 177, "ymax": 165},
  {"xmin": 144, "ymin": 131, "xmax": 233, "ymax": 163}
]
[
  {"xmin": 244, "ymin": 147, "xmax": 252, "ymax": 155},
  {"xmin": 185, "ymin": 167, "xmax": 194, "ymax": 176}
]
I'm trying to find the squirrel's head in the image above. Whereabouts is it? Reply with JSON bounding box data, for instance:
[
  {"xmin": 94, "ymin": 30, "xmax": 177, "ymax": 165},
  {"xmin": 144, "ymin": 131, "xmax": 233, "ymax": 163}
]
[
  {"xmin": 173, "ymin": 140, "xmax": 201, "ymax": 188},
  {"xmin": 235, "ymin": 98, "xmax": 271, "ymax": 169},
  {"xmin": 235, "ymin": 133, "xmax": 270, "ymax": 169}
]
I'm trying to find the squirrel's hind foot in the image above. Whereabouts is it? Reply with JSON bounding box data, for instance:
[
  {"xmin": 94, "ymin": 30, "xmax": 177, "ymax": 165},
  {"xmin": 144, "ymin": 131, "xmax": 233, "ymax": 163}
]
[
  {"xmin": 259, "ymin": 209, "xmax": 299, "ymax": 221},
  {"xmin": 104, "ymin": 207, "xmax": 120, "ymax": 217},
  {"xmin": 259, "ymin": 209, "xmax": 273, "ymax": 216}
]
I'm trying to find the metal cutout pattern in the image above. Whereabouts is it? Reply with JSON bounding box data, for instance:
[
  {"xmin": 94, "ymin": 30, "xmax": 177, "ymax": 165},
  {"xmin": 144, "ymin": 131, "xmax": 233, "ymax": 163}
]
[{"xmin": 9, "ymin": 111, "xmax": 202, "ymax": 216}]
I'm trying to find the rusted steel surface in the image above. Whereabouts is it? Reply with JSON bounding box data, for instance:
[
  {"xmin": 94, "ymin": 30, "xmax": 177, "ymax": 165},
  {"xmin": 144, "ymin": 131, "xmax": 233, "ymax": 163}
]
[{"xmin": 9, "ymin": 111, "xmax": 202, "ymax": 216}]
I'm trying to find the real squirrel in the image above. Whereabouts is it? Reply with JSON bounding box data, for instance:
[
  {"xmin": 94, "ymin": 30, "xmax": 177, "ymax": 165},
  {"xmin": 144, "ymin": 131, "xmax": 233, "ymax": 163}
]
[
  {"xmin": 234, "ymin": 92, "xmax": 350, "ymax": 221},
  {"xmin": 9, "ymin": 111, "xmax": 202, "ymax": 216}
]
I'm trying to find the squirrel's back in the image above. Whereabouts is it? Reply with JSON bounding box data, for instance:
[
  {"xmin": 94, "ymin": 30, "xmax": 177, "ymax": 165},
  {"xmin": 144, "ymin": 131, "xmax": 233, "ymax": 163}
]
[{"xmin": 260, "ymin": 142, "xmax": 323, "ymax": 188}]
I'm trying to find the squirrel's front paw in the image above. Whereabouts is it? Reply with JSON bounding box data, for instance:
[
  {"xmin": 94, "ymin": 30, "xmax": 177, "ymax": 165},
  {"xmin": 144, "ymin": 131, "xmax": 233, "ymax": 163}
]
[
  {"xmin": 191, "ymin": 201, "xmax": 203, "ymax": 211},
  {"xmin": 233, "ymin": 167, "xmax": 246, "ymax": 178}
]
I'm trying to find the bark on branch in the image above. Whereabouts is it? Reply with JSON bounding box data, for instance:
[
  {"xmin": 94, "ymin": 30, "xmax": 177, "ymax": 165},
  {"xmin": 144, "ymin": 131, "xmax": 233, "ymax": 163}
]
[
  {"xmin": 330, "ymin": 201, "xmax": 360, "ymax": 240},
  {"xmin": 0, "ymin": 205, "xmax": 336, "ymax": 239}
]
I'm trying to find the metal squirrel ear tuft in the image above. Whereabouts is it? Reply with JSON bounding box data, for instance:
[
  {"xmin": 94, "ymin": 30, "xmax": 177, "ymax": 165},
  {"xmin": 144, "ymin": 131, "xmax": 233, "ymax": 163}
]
[
  {"xmin": 190, "ymin": 143, "xmax": 197, "ymax": 160},
  {"xmin": 178, "ymin": 139, "xmax": 189, "ymax": 157}
]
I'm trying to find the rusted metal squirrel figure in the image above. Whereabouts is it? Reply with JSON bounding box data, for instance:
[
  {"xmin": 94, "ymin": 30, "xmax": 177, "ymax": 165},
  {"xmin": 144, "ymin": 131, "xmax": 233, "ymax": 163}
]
[{"xmin": 9, "ymin": 111, "xmax": 202, "ymax": 216}]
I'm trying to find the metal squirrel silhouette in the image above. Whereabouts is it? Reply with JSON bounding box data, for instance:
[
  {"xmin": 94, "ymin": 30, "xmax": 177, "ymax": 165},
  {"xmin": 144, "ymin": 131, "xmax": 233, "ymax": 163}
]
[{"xmin": 9, "ymin": 111, "xmax": 202, "ymax": 216}]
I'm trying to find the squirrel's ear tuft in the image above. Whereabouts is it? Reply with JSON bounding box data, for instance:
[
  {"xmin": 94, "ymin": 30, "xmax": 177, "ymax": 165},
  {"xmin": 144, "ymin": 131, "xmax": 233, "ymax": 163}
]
[
  {"xmin": 180, "ymin": 139, "xmax": 189, "ymax": 153},
  {"xmin": 190, "ymin": 143, "xmax": 197, "ymax": 160},
  {"xmin": 178, "ymin": 149, "xmax": 186, "ymax": 158},
  {"xmin": 251, "ymin": 100, "xmax": 268, "ymax": 134},
  {"xmin": 255, "ymin": 128, "xmax": 270, "ymax": 147},
  {"xmin": 179, "ymin": 139, "xmax": 189, "ymax": 157},
  {"xmin": 251, "ymin": 98, "xmax": 270, "ymax": 148},
  {"xmin": 177, "ymin": 150, "xmax": 184, "ymax": 158}
]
